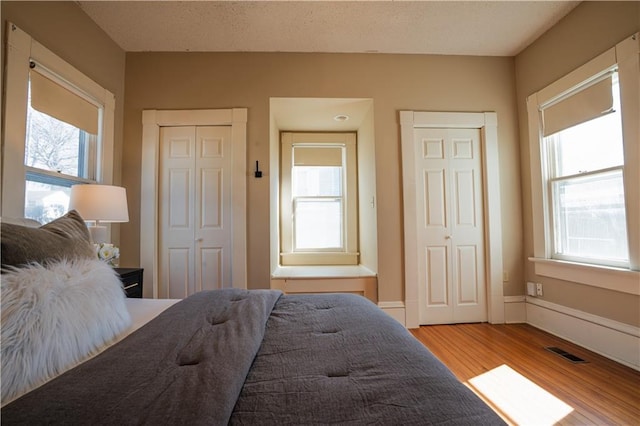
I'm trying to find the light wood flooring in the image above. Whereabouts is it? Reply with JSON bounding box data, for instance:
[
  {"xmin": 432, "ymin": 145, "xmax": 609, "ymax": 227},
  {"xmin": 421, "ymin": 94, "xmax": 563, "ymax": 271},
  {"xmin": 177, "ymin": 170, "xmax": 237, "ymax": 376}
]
[{"xmin": 410, "ymin": 323, "xmax": 640, "ymax": 425}]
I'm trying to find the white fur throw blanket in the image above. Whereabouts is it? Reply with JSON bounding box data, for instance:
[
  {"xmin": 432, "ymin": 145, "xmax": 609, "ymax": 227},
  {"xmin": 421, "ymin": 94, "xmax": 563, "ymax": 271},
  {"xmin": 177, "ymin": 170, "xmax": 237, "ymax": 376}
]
[{"xmin": 1, "ymin": 258, "xmax": 131, "ymax": 405}]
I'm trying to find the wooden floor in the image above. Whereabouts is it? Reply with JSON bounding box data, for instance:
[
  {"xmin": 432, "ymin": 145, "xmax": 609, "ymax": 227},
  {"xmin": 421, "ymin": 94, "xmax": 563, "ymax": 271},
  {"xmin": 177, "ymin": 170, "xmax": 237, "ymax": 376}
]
[{"xmin": 410, "ymin": 323, "xmax": 640, "ymax": 425}]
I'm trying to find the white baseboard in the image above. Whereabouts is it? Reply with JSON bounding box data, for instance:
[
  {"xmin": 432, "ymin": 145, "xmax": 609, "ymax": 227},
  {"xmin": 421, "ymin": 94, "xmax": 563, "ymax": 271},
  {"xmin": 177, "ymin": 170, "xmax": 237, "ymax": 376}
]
[
  {"xmin": 378, "ymin": 301, "xmax": 406, "ymax": 326},
  {"xmin": 526, "ymin": 297, "xmax": 640, "ymax": 371},
  {"xmin": 395, "ymin": 296, "xmax": 527, "ymax": 327},
  {"xmin": 504, "ymin": 295, "xmax": 526, "ymax": 323},
  {"xmin": 398, "ymin": 296, "xmax": 638, "ymax": 370}
]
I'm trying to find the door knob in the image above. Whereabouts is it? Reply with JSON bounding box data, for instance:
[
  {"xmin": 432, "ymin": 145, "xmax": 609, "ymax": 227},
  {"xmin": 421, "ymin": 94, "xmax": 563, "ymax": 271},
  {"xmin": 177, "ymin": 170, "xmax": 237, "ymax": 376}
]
[
  {"xmin": 445, "ymin": 235, "xmax": 452, "ymax": 240},
  {"xmin": 195, "ymin": 237, "xmax": 203, "ymax": 242}
]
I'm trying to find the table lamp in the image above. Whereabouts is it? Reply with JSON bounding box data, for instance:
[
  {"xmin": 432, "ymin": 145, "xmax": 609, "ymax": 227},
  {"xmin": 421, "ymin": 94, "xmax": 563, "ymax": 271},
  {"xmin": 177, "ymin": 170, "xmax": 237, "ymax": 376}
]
[{"xmin": 68, "ymin": 184, "xmax": 129, "ymax": 244}]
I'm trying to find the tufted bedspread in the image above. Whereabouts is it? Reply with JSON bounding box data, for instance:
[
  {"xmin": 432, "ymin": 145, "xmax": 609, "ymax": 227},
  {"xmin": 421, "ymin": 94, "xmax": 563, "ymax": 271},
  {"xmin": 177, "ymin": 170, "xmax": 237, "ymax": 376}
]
[{"xmin": 1, "ymin": 289, "xmax": 504, "ymax": 425}]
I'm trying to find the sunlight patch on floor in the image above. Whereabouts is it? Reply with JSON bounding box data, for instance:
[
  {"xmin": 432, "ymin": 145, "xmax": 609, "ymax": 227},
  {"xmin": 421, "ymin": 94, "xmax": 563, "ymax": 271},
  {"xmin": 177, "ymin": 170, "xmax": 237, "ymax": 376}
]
[{"xmin": 466, "ymin": 364, "xmax": 574, "ymax": 426}]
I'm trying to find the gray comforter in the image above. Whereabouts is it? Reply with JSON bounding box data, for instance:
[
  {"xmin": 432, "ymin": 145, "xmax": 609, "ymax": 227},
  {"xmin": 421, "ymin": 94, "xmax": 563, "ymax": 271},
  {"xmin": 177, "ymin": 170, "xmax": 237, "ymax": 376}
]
[{"xmin": 1, "ymin": 289, "xmax": 504, "ymax": 425}]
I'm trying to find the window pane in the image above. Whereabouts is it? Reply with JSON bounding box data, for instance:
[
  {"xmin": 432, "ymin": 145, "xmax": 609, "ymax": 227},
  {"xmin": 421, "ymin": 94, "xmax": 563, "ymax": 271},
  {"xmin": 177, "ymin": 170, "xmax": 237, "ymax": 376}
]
[
  {"xmin": 25, "ymin": 81, "xmax": 92, "ymax": 179},
  {"xmin": 550, "ymin": 74, "xmax": 623, "ymax": 177},
  {"xmin": 293, "ymin": 166, "xmax": 342, "ymax": 197},
  {"xmin": 552, "ymin": 170, "xmax": 628, "ymax": 263},
  {"xmin": 24, "ymin": 179, "xmax": 71, "ymax": 224},
  {"xmin": 294, "ymin": 199, "xmax": 342, "ymax": 250}
]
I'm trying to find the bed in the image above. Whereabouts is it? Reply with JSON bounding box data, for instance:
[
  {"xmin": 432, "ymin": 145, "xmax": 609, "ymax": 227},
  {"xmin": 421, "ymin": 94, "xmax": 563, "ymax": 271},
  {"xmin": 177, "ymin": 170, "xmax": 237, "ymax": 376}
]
[{"xmin": 1, "ymin": 212, "xmax": 505, "ymax": 425}]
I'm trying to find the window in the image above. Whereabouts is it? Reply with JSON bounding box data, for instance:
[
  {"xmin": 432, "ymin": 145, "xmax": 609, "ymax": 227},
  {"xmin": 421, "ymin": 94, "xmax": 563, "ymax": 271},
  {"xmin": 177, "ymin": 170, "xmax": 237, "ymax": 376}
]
[
  {"xmin": 2, "ymin": 23, "xmax": 115, "ymax": 222},
  {"xmin": 543, "ymin": 72, "xmax": 627, "ymax": 267},
  {"xmin": 527, "ymin": 33, "xmax": 639, "ymax": 291},
  {"xmin": 24, "ymin": 64, "xmax": 100, "ymax": 223},
  {"xmin": 280, "ymin": 132, "xmax": 358, "ymax": 265}
]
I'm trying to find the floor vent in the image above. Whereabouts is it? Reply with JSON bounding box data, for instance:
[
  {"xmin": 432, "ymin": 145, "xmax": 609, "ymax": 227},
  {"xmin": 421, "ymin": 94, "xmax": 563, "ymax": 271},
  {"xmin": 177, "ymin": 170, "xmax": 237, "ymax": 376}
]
[{"xmin": 545, "ymin": 346, "xmax": 588, "ymax": 364}]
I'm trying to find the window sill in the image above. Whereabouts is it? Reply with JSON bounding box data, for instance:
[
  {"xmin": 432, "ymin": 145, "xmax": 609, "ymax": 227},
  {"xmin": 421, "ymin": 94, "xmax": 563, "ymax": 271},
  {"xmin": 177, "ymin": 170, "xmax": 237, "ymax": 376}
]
[
  {"xmin": 272, "ymin": 265, "xmax": 376, "ymax": 279},
  {"xmin": 529, "ymin": 257, "xmax": 640, "ymax": 296}
]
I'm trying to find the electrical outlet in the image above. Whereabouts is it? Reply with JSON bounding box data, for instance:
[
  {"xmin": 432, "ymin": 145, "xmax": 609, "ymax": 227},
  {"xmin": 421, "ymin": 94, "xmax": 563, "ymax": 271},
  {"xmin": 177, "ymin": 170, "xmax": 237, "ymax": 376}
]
[
  {"xmin": 536, "ymin": 282, "xmax": 544, "ymax": 297},
  {"xmin": 527, "ymin": 282, "xmax": 536, "ymax": 296}
]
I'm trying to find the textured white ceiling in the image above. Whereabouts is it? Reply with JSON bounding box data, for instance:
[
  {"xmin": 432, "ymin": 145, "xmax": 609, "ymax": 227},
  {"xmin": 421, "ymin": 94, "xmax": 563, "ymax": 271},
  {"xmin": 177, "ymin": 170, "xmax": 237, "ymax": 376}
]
[{"xmin": 77, "ymin": 1, "xmax": 580, "ymax": 56}]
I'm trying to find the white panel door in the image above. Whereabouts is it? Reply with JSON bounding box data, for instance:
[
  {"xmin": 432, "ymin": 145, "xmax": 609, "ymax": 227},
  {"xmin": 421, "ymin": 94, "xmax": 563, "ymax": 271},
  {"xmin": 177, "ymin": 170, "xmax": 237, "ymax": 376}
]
[
  {"xmin": 159, "ymin": 126, "xmax": 232, "ymax": 299},
  {"xmin": 415, "ymin": 128, "xmax": 486, "ymax": 324},
  {"xmin": 196, "ymin": 126, "xmax": 232, "ymax": 293}
]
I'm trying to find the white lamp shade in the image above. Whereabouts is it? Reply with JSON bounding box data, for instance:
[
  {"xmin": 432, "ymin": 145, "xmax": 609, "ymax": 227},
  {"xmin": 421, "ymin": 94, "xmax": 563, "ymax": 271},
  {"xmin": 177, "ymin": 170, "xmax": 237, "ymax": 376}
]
[{"xmin": 69, "ymin": 184, "xmax": 129, "ymax": 223}]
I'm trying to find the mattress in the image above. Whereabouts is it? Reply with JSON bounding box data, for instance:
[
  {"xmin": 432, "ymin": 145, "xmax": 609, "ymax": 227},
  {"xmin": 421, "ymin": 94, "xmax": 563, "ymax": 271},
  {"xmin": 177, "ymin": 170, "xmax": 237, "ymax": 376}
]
[{"xmin": 124, "ymin": 297, "xmax": 180, "ymax": 336}]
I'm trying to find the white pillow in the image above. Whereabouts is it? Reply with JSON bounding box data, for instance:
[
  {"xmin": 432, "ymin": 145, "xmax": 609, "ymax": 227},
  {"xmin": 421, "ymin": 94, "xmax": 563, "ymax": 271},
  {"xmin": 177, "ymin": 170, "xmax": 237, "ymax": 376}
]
[{"xmin": 1, "ymin": 258, "xmax": 131, "ymax": 405}]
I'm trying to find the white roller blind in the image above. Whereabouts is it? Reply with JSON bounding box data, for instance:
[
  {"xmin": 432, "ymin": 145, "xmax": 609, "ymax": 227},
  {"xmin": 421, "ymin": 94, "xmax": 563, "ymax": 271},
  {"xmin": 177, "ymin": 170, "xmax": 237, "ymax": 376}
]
[
  {"xmin": 542, "ymin": 75, "xmax": 613, "ymax": 137},
  {"xmin": 30, "ymin": 70, "xmax": 99, "ymax": 135},
  {"xmin": 293, "ymin": 146, "xmax": 343, "ymax": 166}
]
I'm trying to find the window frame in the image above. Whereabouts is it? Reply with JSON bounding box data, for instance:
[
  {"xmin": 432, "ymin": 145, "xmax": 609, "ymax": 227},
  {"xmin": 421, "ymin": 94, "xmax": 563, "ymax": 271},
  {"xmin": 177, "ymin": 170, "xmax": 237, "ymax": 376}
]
[
  {"xmin": 549, "ymin": 167, "xmax": 627, "ymax": 267},
  {"xmin": 527, "ymin": 32, "xmax": 640, "ymax": 295},
  {"xmin": 2, "ymin": 23, "xmax": 115, "ymax": 219},
  {"xmin": 280, "ymin": 132, "xmax": 359, "ymax": 266},
  {"xmin": 543, "ymin": 72, "xmax": 628, "ymax": 268}
]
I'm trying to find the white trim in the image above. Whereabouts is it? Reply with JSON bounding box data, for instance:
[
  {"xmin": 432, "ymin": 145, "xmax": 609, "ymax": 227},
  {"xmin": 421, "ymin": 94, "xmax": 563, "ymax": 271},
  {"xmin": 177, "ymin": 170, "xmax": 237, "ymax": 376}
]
[
  {"xmin": 526, "ymin": 92, "xmax": 548, "ymax": 259},
  {"xmin": 400, "ymin": 111, "xmax": 504, "ymax": 328},
  {"xmin": 617, "ymin": 33, "xmax": 640, "ymax": 270},
  {"xmin": 100, "ymin": 92, "xmax": 116, "ymax": 186},
  {"xmin": 530, "ymin": 257, "xmax": 640, "ymax": 296},
  {"xmin": 527, "ymin": 296, "xmax": 639, "ymax": 337},
  {"xmin": 526, "ymin": 297, "xmax": 640, "ymax": 371},
  {"xmin": 140, "ymin": 109, "xmax": 247, "ymax": 298},
  {"xmin": 2, "ymin": 24, "xmax": 31, "ymax": 216},
  {"xmin": 272, "ymin": 264, "xmax": 375, "ymax": 279},
  {"xmin": 378, "ymin": 301, "xmax": 406, "ymax": 326}
]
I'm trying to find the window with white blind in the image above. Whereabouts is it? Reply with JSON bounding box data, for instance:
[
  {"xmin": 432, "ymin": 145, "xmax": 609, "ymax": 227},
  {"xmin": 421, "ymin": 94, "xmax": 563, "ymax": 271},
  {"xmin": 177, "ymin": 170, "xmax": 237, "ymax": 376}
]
[
  {"xmin": 280, "ymin": 132, "xmax": 358, "ymax": 265},
  {"xmin": 24, "ymin": 64, "xmax": 101, "ymax": 223},
  {"xmin": 2, "ymin": 23, "xmax": 115, "ymax": 223},
  {"xmin": 527, "ymin": 32, "xmax": 639, "ymax": 289},
  {"xmin": 543, "ymin": 71, "xmax": 627, "ymax": 267}
]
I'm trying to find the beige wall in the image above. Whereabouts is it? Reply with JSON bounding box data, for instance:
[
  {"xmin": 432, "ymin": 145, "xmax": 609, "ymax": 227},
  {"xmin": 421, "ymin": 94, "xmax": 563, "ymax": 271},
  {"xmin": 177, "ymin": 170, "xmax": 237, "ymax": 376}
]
[
  {"xmin": 122, "ymin": 52, "xmax": 522, "ymax": 301},
  {"xmin": 2, "ymin": 0, "xmax": 635, "ymax": 326},
  {"xmin": 1, "ymin": 1, "xmax": 126, "ymax": 240},
  {"xmin": 1, "ymin": 1, "xmax": 523, "ymax": 305},
  {"xmin": 515, "ymin": 1, "xmax": 640, "ymax": 326}
]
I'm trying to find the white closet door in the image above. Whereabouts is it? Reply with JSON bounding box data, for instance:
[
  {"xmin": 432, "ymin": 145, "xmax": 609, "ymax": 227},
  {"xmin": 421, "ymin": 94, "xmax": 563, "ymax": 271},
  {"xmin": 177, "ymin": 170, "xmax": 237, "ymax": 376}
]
[
  {"xmin": 159, "ymin": 125, "xmax": 232, "ymax": 299},
  {"xmin": 414, "ymin": 128, "xmax": 486, "ymax": 324},
  {"xmin": 195, "ymin": 126, "xmax": 232, "ymax": 293}
]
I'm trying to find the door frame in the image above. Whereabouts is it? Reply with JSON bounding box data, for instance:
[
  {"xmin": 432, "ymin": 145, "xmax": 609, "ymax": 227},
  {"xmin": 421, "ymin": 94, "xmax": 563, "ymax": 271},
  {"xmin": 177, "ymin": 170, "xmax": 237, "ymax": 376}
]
[
  {"xmin": 400, "ymin": 111, "xmax": 504, "ymax": 328},
  {"xmin": 141, "ymin": 108, "xmax": 248, "ymax": 298}
]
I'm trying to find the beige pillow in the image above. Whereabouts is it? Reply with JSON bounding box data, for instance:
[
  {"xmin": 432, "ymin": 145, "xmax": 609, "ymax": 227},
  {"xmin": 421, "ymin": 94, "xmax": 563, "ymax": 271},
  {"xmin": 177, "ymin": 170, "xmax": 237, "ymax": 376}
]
[{"xmin": 1, "ymin": 210, "xmax": 95, "ymax": 270}]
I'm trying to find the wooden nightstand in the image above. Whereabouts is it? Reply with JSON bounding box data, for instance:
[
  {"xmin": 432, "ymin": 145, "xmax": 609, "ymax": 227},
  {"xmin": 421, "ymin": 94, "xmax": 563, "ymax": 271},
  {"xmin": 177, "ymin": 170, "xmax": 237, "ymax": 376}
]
[{"xmin": 114, "ymin": 268, "xmax": 144, "ymax": 298}]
